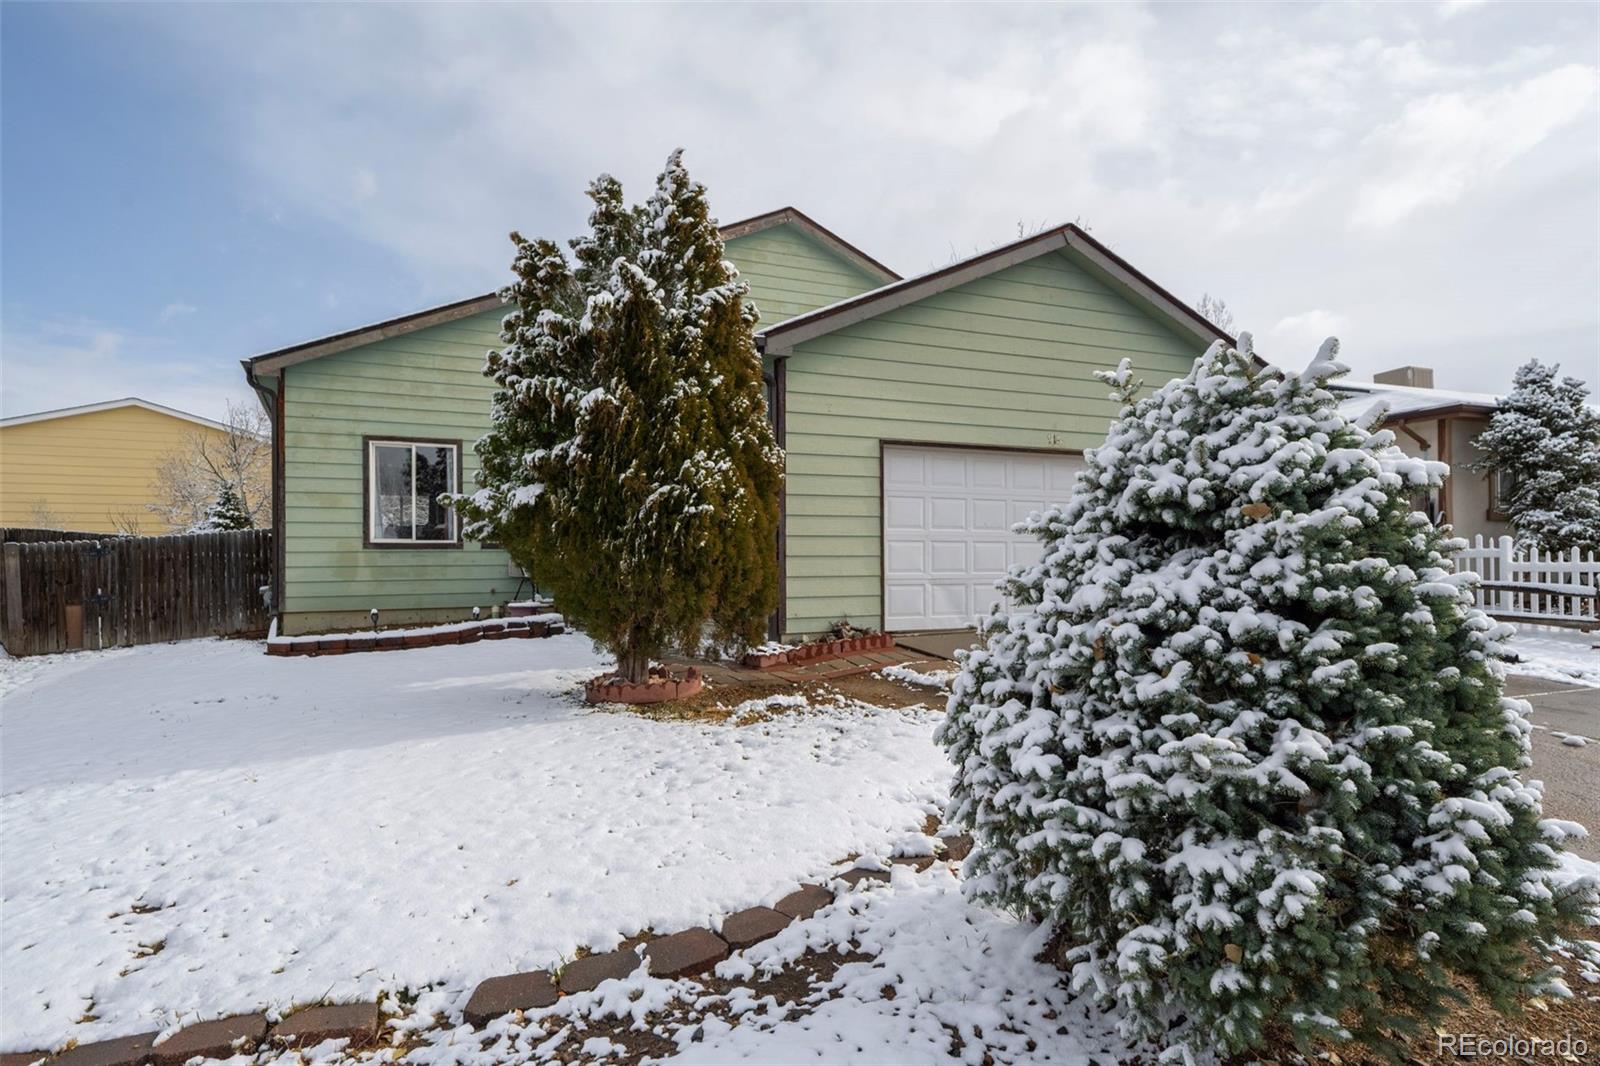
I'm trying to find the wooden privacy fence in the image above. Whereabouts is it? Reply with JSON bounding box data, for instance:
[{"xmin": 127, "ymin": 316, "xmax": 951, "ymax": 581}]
[
  {"xmin": 0, "ymin": 529, "xmax": 273, "ymax": 657},
  {"xmin": 1456, "ymin": 535, "xmax": 1598, "ymax": 629}
]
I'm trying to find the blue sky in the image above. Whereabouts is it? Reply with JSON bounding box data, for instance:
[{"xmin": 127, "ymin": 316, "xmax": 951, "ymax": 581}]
[{"xmin": 3, "ymin": 1, "xmax": 1596, "ymax": 422}]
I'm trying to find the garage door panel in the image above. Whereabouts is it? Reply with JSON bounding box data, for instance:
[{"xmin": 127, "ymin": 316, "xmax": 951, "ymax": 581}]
[
  {"xmin": 886, "ymin": 540, "xmax": 925, "ymax": 574},
  {"xmin": 930, "ymin": 455, "xmax": 967, "ymax": 486},
  {"xmin": 930, "ymin": 541, "xmax": 968, "ymax": 573},
  {"xmin": 883, "ymin": 444, "xmax": 1085, "ymax": 630},
  {"xmin": 929, "ymin": 497, "xmax": 966, "ymax": 529},
  {"xmin": 972, "ymin": 457, "xmax": 1008, "ymax": 488},
  {"xmin": 887, "ymin": 585, "xmax": 926, "ymax": 619},
  {"xmin": 972, "ymin": 540, "xmax": 1008, "ymax": 572},
  {"xmin": 930, "ymin": 583, "xmax": 969, "ymax": 618},
  {"xmin": 1011, "ymin": 459, "xmax": 1045, "ymax": 490},
  {"xmin": 971, "ymin": 498, "xmax": 1008, "ymax": 530},
  {"xmin": 884, "ymin": 449, "xmax": 925, "ymax": 484},
  {"xmin": 885, "ymin": 495, "xmax": 924, "ymax": 529}
]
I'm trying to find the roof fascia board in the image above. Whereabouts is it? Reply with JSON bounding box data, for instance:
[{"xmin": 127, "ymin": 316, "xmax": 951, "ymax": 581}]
[
  {"xmin": 720, "ymin": 207, "xmax": 900, "ymax": 284},
  {"xmin": 1061, "ymin": 229, "xmax": 1231, "ymax": 347},
  {"xmin": 0, "ymin": 397, "xmax": 232, "ymax": 433},
  {"xmin": 762, "ymin": 230, "xmax": 1072, "ymax": 355},
  {"xmin": 246, "ymin": 209, "xmax": 895, "ymax": 379}
]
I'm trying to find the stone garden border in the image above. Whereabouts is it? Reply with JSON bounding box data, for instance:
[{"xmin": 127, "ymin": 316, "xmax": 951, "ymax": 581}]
[
  {"xmin": 742, "ymin": 633, "xmax": 895, "ymax": 670},
  {"xmin": 5, "ymin": 830, "xmax": 974, "ymax": 1066},
  {"xmin": 265, "ymin": 617, "xmax": 565, "ymax": 657}
]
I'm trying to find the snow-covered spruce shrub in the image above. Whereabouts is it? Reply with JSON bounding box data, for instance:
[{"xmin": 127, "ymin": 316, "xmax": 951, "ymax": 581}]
[
  {"xmin": 188, "ymin": 481, "xmax": 252, "ymax": 532},
  {"xmin": 1472, "ymin": 359, "xmax": 1600, "ymax": 554},
  {"xmin": 938, "ymin": 338, "xmax": 1597, "ymax": 1061},
  {"xmin": 447, "ymin": 151, "xmax": 782, "ymax": 682}
]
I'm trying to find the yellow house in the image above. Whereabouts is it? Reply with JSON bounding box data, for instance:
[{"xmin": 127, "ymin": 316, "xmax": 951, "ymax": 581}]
[{"xmin": 0, "ymin": 398, "xmax": 243, "ymax": 534}]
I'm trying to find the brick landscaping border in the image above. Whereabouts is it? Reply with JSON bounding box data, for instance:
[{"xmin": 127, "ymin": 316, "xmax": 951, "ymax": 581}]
[
  {"xmin": 265, "ymin": 618, "xmax": 564, "ymax": 658},
  {"xmin": 13, "ymin": 827, "xmax": 975, "ymax": 1066},
  {"xmin": 742, "ymin": 633, "xmax": 895, "ymax": 670},
  {"xmin": 584, "ymin": 666, "xmax": 704, "ymax": 705}
]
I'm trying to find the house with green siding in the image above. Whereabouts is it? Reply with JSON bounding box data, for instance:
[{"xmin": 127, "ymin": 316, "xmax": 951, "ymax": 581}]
[{"xmin": 243, "ymin": 208, "xmax": 1228, "ymax": 637}]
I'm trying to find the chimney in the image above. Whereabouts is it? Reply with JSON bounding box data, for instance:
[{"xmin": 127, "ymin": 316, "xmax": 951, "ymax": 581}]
[{"xmin": 1373, "ymin": 365, "xmax": 1434, "ymax": 389}]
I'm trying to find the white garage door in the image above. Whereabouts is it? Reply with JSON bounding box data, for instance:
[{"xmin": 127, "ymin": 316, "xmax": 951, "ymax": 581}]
[{"xmin": 882, "ymin": 444, "xmax": 1085, "ymax": 631}]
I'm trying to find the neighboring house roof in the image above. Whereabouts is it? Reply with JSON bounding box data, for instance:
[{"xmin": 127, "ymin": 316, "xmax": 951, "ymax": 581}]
[
  {"xmin": 0, "ymin": 397, "xmax": 230, "ymax": 433},
  {"xmin": 756, "ymin": 222, "xmax": 1236, "ymax": 356},
  {"xmin": 1335, "ymin": 381, "xmax": 1502, "ymax": 423},
  {"xmin": 243, "ymin": 207, "xmax": 895, "ymax": 380}
]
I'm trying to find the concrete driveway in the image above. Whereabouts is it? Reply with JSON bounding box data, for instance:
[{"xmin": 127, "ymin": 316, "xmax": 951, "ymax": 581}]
[{"xmin": 1508, "ymin": 675, "xmax": 1599, "ymax": 860}]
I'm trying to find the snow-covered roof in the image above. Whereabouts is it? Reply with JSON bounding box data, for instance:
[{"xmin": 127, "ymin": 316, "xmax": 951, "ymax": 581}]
[
  {"xmin": 1334, "ymin": 381, "xmax": 1502, "ymax": 423},
  {"xmin": 0, "ymin": 397, "xmax": 230, "ymax": 433}
]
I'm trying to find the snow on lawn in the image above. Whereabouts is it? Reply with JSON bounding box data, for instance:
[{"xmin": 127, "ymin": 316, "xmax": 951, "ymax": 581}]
[
  {"xmin": 262, "ymin": 866, "xmax": 1130, "ymax": 1066},
  {"xmin": 0, "ymin": 634, "xmax": 950, "ymax": 1053},
  {"xmin": 1504, "ymin": 624, "xmax": 1600, "ymax": 687}
]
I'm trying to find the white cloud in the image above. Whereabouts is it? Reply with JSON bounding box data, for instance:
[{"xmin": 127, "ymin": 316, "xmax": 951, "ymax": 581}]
[
  {"xmin": 90, "ymin": 1, "xmax": 1596, "ymax": 401},
  {"xmin": 159, "ymin": 301, "xmax": 198, "ymax": 322},
  {"xmin": 1352, "ymin": 64, "xmax": 1599, "ymax": 228},
  {"xmin": 1438, "ymin": 0, "xmax": 1491, "ymax": 21},
  {"xmin": 0, "ymin": 318, "xmax": 248, "ymax": 422},
  {"xmin": 1265, "ymin": 310, "xmax": 1351, "ymax": 360}
]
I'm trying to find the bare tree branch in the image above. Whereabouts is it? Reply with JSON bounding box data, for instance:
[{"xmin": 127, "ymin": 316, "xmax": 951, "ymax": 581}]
[{"xmin": 148, "ymin": 401, "xmax": 272, "ymax": 531}]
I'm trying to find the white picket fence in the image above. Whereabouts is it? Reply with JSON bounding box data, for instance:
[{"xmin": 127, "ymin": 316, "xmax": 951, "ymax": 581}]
[{"xmin": 1455, "ymin": 536, "xmax": 1599, "ymax": 629}]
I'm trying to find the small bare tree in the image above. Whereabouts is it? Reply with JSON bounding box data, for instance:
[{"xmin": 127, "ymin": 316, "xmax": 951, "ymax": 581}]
[
  {"xmin": 27, "ymin": 499, "xmax": 64, "ymax": 529},
  {"xmin": 149, "ymin": 401, "xmax": 271, "ymax": 531},
  {"xmin": 1196, "ymin": 292, "xmax": 1235, "ymax": 335}
]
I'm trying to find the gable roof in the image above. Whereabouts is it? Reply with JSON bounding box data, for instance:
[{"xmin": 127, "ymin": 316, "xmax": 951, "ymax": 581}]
[
  {"xmin": 0, "ymin": 397, "xmax": 230, "ymax": 433},
  {"xmin": 757, "ymin": 222, "xmax": 1236, "ymax": 355},
  {"xmin": 243, "ymin": 207, "xmax": 894, "ymax": 380}
]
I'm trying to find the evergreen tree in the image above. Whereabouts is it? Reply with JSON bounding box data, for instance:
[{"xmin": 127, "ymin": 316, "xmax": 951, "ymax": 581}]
[
  {"xmin": 938, "ymin": 337, "xmax": 1596, "ymax": 1062},
  {"xmin": 449, "ymin": 151, "xmax": 782, "ymax": 682},
  {"xmin": 1473, "ymin": 359, "xmax": 1600, "ymax": 553},
  {"xmin": 190, "ymin": 481, "xmax": 253, "ymax": 531}
]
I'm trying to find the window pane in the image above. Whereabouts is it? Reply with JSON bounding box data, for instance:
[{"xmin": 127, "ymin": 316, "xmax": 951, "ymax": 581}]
[
  {"xmin": 413, "ymin": 446, "xmax": 455, "ymax": 541},
  {"xmin": 373, "ymin": 445, "xmax": 414, "ymax": 540}
]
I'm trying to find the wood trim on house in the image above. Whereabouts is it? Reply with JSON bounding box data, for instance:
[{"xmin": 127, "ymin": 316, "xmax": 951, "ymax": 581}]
[
  {"xmin": 1437, "ymin": 416, "xmax": 1453, "ymax": 526},
  {"xmin": 273, "ymin": 375, "xmax": 286, "ymax": 614},
  {"xmin": 360, "ymin": 435, "xmax": 466, "ymax": 550},
  {"xmin": 774, "ymin": 356, "xmax": 789, "ymax": 640}
]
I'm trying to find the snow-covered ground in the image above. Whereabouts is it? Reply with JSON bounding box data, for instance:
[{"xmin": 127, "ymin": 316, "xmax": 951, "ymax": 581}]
[
  {"xmin": 307, "ymin": 865, "xmax": 1131, "ymax": 1066},
  {"xmin": 1504, "ymin": 624, "xmax": 1600, "ymax": 687},
  {"xmin": 0, "ymin": 635, "xmax": 949, "ymax": 1052}
]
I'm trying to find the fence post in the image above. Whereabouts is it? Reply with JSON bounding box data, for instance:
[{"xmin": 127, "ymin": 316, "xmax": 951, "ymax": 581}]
[{"xmin": 2, "ymin": 542, "xmax": 21, "ymax": 655}]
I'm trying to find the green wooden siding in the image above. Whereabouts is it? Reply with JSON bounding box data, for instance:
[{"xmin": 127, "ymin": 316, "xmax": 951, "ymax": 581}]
[
  {"xmin": 780, "ymin": 247, "xmax": 1209, "ymax": 636},
  {"xmin": 729, "ymin": 225, "xmax": 886, "ymax": 325},
  {"xmin": 278, "ymin": 222, "xmax": 882, "ymax": 630}
]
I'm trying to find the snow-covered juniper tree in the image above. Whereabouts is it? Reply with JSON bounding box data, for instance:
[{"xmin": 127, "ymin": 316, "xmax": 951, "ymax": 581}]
[
  {"xmin": 938, "ymin": 338, "xmax": 1596, "ymax": 1061},
  {"xmin": 189, "ymin": 481, "xmax": 253, "ymax": 532},
  {"xmin": 448, "ymin": 151, "xmax": 782, "ymax": 683},
  {"xmin": 1473, "ymin": 359, "xmax": 1600, "ymax": 554}
]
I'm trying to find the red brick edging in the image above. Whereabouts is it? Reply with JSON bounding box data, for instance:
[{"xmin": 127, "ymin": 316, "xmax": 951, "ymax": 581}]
[
  {"xmin": 742, "ymin": 633, "xmax": 895, "ymax": 670},
  {"xmin": 10, "ymin": 831, "xmax": 976, "ymax": 1066},
  {"xmin": 584, "ymin": 666, "xmax": 704, "ymax": 705},
  {"xmin": 266, "ymin": 618, "xmax": 563, "ymax": 657}
]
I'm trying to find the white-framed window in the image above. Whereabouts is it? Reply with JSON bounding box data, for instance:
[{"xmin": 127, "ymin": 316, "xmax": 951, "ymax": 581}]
[
  {"xmin": 1489, "ymin": 467, "xmax": 1517, "ymax": 521},
  {"xmin": 366, "ymin": 439, "xmax": 459, "ymax": 545}
]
